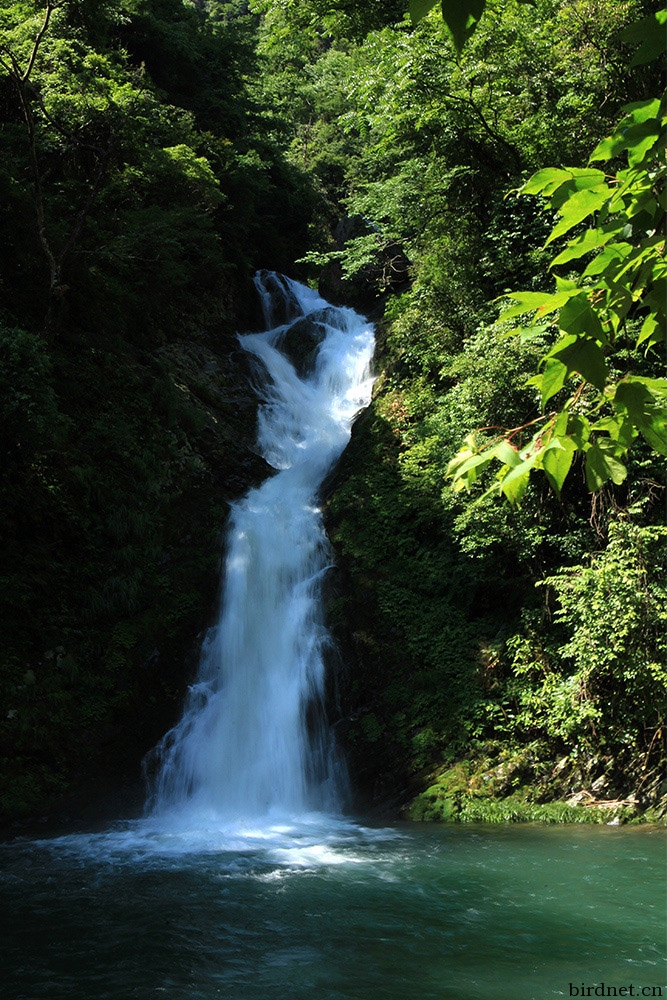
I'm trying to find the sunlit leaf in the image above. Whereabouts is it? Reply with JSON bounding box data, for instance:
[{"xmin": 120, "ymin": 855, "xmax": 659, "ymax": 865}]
[
  {"xmin": 557, "ymin": 293, "xmax": 606, "ymax": 344},
  {"xmin": 592, "ymin": 414, "xmax": 636, "ymax": 450},
  {"xmin": 521, "ymin": 168, "xmax": 605, "ymax": 202},
  {"xmin": 548, "ymin": 335, "xmax": 608, "ymax": 391},
  {"xmin": 498, "ymin": 451, "xmax": 540, "ymax": 504},
  {"xmin": 536, "ymin": 357, "xmax": 568, "ymax": 407},
  {"xmin": 545, "ymin": 187, "xmax": 611, "ymax": 246},
  {"xmin": 582, "ymin": 241, "xmax": 633, "ymax": 277},
  {"xmin": 550, "ymin": 229, "xmax": 612, "ymax": 267},
  {"xmin": 589, "ymin": 100, "xmax": 663, "ymax": 163},
  {"xmin": 500, "ymin": 467, "xmax": 530, "ymax": 504},
  {"xmin": 585, "ymin": 441, "xmax": 627, "ymax": 490},
  {"xmin": 567, "ymin": 414, "xmax": 591, "ymax": 449},
  {"xmin": 614, "ymin": 379, "xmax": 667, "ymax": 455},
  {"xmin": 636, "ymin": 313, "xmax": 664, "ymax": 348},
  {"xmin": 543, "ymin": 438, "xmax": 576, "ymax": 494},
  {"xmin": 501, "ymin": 288, "xmax": 577, "ymax": 321},
  {"xmin": 493, "ymin": 440, "xmax": 522, "ymax": 467}
]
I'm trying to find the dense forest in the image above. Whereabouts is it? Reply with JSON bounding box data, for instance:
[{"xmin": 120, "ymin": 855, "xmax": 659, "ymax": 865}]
[{"xmin": 0, "ymin": 0, "xmax": 665, "ymax": 825}]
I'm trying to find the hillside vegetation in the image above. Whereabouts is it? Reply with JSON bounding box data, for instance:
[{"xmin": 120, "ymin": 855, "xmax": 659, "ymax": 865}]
[{"xmin": 0, "ymin": 0, "xmax": 664, "ymax": 824}]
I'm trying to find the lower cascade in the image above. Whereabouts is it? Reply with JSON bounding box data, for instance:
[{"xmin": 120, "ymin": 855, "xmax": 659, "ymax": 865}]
[{"xmin": 146, "ymin": 272, "xmax": 375, "ymax": 821}]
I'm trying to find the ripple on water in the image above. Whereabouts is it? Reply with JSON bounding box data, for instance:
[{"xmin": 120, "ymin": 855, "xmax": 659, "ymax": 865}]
[{"xmin": 0, "ymin": 818, "xmax": 664, "ymax": 1000}]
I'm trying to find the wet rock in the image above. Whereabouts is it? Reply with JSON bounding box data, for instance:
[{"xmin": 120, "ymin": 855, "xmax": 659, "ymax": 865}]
[
  {"xmin": 255, "ymin": 270, "xmax": 302, "ymax": 327},
  {"xmin": 279, "ymin": 309, "xmax": 340, "ymax": 376}
]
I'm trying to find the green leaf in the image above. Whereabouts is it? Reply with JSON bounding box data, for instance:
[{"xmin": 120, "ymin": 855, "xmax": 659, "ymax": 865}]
[
  {"xmin": 521, "ymin": 168, "xmax": 573, "ymax": 197},
  {"xmin": 621, "ymin": 98, "xmax": 662, "ymax": 125},
  {"xmin": 557, "ymin": 293, "xmax": 607, "ymax": 344},
  {"xmin": 530, "ymin": 357, "xmax": 567, "ymax": 407},
  {"xmin": 637, "ymin": 312, "xmax": 666, "ymax": 349},
  {"xmin": 543, "ymin": 438, "xmax": 576, "ymax": 494},
  {"xmin": 498, "ymin": 453, "xmax": 539, "ymax": 504},
  {"xmin": 409, "ymin": 0, "xmax": 440, "ymax": 25},
  {"xmin": 592, "ymin": 414, "xmax": 636, "ymax": 450},
  {"xmin": 625, "ymin": 123, "xmax": 663, "ymax": 168},
  {"xmin": 585, "ymin": 440, "xmax": 628, "ymax": 491},
  {"xmin": 501, "ymin": 288, "xmax": 578, "ymax": 321},
  {"xmin": 501, "ymin": 323, "xmax": 549, "ymax": 343},
  {"xmin": 582, "ymin": 241, "xmax": 632, "ymax": 278},
  {"xmin": 620, "ymin": 13, "xmax": 667, "ymax": 68},
  {"xmin": 500, "ymin": 467, "xmax": 530, "ymax": 504},
  {"xmin": 589, "ymin": 100, "xmax": 663, "ymax": 163},
  {"xmin": 629, "ymin": 377, "xmax": 667, "ymax": 399},
  {"xmin": 613, "ymin": 379, "xmax": 652, "ymax": 412},
  {"xmin": 614, "ymin": 379, "xmax": 667, "ymax": 456},
  {"xmin": 439, "ymin": 0, "xmax": 486, "ymax": 51},
  {"xmin": 550, "ymin": 228, "xmax": 612, "ymax": 267},
  {"xmin": 638, "ymin": 414, "xmax": 667, "ymax": 455},
  {"xmin": 521, "ymin": 167, "xmax": 605, "ymax": 202},
  {"xmin": 493, "ymin": 440, "xmax": 522, "ymax": 467},
  {"xmin": 567, "ymin": 414, "xmax": 591, "ymax": 449},
  {"xmin": 545, "ymin": 186, "xmax": 611, "ymax": 246},
  {"xmin": 548, "ymin": 336, "xmax": 608, "ymax": 391},
  {"xmin": 446, "ymin": 444, "xmax": 493, "ymax": 488}
]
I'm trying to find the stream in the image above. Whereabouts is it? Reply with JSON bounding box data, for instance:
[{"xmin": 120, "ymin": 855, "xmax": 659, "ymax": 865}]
[{"xmin": 2, "ymin": 274, "xmax": 664, "ymax": 999}]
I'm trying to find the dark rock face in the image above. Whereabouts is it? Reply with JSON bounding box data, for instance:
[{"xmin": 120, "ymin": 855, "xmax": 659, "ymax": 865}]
[
  {"xmin": 279, "ymin": 308, "xmax": 340, "ymax": 376},
  {"xmin": 254, "ymin": 270, "xmax": 303, "ymax": 328},
  {"xmin": 0, "ymin": 321, "xmax": 271, "ymax": 827},
  {"xmin": 318, "ymin": 215, "xmax": 410, "ymax": 314}
]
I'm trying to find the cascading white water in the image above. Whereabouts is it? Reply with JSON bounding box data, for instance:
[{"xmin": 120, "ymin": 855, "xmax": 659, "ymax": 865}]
[{"xmin": 147, "ymin": 272, "xmax": 375, "ymax": 821}]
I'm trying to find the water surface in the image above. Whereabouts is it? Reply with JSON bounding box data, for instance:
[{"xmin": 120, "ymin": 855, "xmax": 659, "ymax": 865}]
[{"xmin": 1, "ymin": 817, "xmax": 664, "ymax": 1000}]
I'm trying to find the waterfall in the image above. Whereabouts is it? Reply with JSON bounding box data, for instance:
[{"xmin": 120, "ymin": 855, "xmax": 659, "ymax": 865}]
[{"xmin": 146, "ymin": 272, "xmax": 375, "ymax": 821}]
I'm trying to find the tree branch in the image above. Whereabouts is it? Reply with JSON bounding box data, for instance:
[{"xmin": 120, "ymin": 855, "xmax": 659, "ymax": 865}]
[{"xmin": 22, "ymin": 0, "xmax": 64, "ymax": 84}]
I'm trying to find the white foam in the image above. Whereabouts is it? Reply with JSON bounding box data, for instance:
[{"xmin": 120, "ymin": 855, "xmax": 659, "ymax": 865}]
[{"xmin": 146, "ymin": 273, "xmax": 375, "ymax": 822}]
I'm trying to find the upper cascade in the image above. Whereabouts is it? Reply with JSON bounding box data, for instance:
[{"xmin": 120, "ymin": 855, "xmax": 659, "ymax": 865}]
[{"xmin": 145, "ymin": 272, "xmax": 375, "ymax": 822}]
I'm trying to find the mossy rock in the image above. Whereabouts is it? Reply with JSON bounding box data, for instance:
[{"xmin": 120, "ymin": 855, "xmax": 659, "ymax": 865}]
[{"xmin": 405, "ymin": 759, "xmax": 652, "ymax": 825}]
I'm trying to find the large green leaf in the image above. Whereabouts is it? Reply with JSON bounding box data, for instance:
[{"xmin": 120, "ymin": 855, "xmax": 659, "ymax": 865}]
[
  {"xmin": 543, "ymin": 438, "xmax": 576, "ymax": 494},
  {"xmin": 592, "ymin": 414, "xmax": 636, "ymax": 450},
  {"xmin": 557, "ymin": 293, "xmax": 606, "ymax": 343},
  {"xmin": 545, "ymin": 186, "xmax": 611, "ymax": 246},
  {"xmin": 521, "ymin": 167, "xmax": 605, "ymax": 200},
  {"xmin": 589, "ymin": 99, "xmax": 663, "ymax": 163},
  {"xmin": 585, "ymin": 440, "xmax": 627, "ymax": 490},
  {"xmin": 439, "ymin": 0, "xmax": 486, "ymax": 51},
  {"xmin": 637, "ymin": 311, "xmax": 667, "ymax": 349},
  {"xmin": 500, "ymin": 466, "xmax": 530, "ymax": 504},
  {"xmin": 493, "ymin": 440, "xmax": 522, "ymax": 468},
  {"xmin": 567, "ymin": 414, "xmax": 591, "ymax": 449},
  {"xmin": 620, "ymin": 11, "xmax": 667, "ymax": 67},
  {"xmin": 529, "ymin": 356, "xmax": 567, "ymax": 408},
  {"xmin": 550, "ymin": 228, "xmax": 612, "ymax": 267},
  {"xmin": 549, "ymin": 335, "xmax": 608, "ymax": 391},
  {"xmin": 582, "ymin": 241, "xmax": 633, "ymax": 278},
  {"xmin": 501, "ymin": 288, "xmax": 578, "ymax": 321},
  {"xmin": 498, "ymin": 452, "xmax": 538, "ymax": 504},
  {"xmin": 409, "ymin": 0, "xmax": 440, "ymax": 25},
  {"xmin": 614, "ymin": 379, "xmax": 667, "ymax": 456}
]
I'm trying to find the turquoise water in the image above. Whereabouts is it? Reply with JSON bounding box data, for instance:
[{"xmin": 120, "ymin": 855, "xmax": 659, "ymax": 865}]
[{"xmin": 1, "ymin": 816, "xmax": 664, "ymax": 999}]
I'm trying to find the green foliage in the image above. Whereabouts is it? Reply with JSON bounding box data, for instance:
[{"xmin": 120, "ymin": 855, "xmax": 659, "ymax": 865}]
[
  {"xmin": 498, "ymin": 522, "xmax": 667, "ymax": 796},
  {"xmin": 1, "ymin": 0, "xmax": 665, "ymax": 823},
  {"xmin": 0, "ymin": 324, "xmax": 60, "ymax": 458},
  {"xmin": 0, "ymin": 0, "xmax": 322, "ymax": 817},
  {"xmin": 410, "ymin": 0, "xmax": 524, "ymax": 52},
  {"xmin": 303, "ymin": 0, "xmax": 667, "ymax": 818},
  {"xmin": 448, "ymin": 15, "xmax": 666, "ymax": 503}
]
